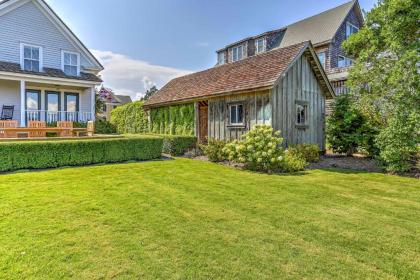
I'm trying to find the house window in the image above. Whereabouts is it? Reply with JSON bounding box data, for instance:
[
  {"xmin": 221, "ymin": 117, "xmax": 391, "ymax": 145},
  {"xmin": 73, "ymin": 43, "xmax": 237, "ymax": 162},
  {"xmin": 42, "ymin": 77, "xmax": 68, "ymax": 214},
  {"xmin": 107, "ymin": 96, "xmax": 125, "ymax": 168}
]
[
  {"xmin": 64, "ymin": 92, "xmax": 79, "ymax": 121},
  {"xmin": 317, "ymin": 52, "xmax": 326, "ymax": 68},
  {"xmin": 338, "ymin": 56, "xmax": 353, "ymax": 68},
  {"xmin": 21, "ymin": 44, "xmax": 42, "ymax": 72},
  {"xmin": 255, "ymin": 38, "xmax": 265, "ymax": 54},
  {"xmin": 346, "ymin": 22, "xmax": 359, "ymax": 38},
  {"xmin": 296, "ymin": 103, "xmax": 308, "ymax": 126},
  {"xmin": 62, "ymin": 51, "xmax": 80, "ymax": 76},
  {"xmin": 229, "ymin": 104, "xmax": 244, "ymax": 125},
  {"xmin": 232, "ymin": 45, "xmax": 243, "ymax": 62},
  {"xmin": 218, "ymin": 52, "xmax": 226, "ymax": 65}
]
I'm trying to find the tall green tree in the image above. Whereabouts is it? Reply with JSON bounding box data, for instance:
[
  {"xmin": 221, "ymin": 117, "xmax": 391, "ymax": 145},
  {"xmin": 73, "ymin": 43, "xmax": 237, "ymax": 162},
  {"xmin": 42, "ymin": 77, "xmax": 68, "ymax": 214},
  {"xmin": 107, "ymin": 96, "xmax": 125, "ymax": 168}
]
[
  {"xmin": 141, "ymin": 86, "xmax": 159, "ymax": 101},
  {"xmin": 343, "ymin": 0, "xmax": 419, "ymax": 172}
]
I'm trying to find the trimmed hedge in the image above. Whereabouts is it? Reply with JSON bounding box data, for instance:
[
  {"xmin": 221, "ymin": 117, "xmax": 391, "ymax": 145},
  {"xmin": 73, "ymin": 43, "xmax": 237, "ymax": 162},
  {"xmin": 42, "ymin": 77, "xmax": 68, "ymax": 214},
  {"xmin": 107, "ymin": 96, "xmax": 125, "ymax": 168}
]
[
  {"xmin": 161, "ymin": 135, "xmax": 197, "ymax": 156},
  {"xmin": 0, "ymin": 136, "xmax": 163, "ymax": 172},
  {"xmin": 110, "ymin": 101, "xmax": 149, "ymax": 134},
  {"xmin": 95, "ymin": 119, "xmax": 117, "ymax": 134}
]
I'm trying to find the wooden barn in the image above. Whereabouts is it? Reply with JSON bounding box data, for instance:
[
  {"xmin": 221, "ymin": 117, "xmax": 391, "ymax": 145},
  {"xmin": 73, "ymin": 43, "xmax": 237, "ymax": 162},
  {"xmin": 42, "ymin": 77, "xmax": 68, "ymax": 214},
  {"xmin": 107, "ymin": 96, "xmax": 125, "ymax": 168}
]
[{"xmin": 144, "ymin": 41, "xmax": 335, "ymax": 150}]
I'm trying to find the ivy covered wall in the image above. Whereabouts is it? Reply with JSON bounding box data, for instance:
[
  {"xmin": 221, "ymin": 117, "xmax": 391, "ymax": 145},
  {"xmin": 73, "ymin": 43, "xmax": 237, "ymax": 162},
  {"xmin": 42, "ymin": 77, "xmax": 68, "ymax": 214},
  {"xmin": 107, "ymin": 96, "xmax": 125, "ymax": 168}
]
[{"xmin": 150, "ymin": 103, "xmax": 195, "ymax": 136}]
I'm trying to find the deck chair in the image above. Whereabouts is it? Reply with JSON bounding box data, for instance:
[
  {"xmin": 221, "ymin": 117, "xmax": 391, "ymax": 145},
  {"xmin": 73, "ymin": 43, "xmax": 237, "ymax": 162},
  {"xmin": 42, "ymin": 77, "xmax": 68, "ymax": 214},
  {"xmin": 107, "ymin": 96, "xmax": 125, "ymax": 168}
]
[
  {"xmin": 1, "ymin": 105, "xmax": 14, "ymax": 120},
  {"xmin": 28, "ymin": 121, "xmax": 46, "ymax": 138},
  {"xmin": 57, "ymin": 121, "xmax": 73, "ymax": 137},
  {"xmin": 0, "ymin": 120, "xmax": 18, "ymax": 138}
]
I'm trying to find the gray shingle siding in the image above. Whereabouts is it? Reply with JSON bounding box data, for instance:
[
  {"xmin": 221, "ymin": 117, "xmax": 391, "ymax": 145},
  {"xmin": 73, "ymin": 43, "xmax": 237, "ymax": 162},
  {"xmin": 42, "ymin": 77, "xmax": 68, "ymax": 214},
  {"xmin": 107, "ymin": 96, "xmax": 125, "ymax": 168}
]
[
  {"xmin": 266, "ymin": 30, "xmax": 285, "ymax": 51},
  {"xmin": 329, "ymin": 6, "xmax": 362, "ymax": 69},
  {"xmin": 0, "ymin": 1, "xmax": 95, "ymax": 70}
]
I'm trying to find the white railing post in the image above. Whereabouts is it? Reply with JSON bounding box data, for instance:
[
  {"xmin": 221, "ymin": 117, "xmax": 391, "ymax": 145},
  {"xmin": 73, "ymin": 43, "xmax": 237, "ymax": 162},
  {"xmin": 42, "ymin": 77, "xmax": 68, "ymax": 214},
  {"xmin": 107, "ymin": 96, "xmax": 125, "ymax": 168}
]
[
  {"xmin": 91, "ymin": 86, "xmax": 96, "ymax": 121},
  {"xmin": 20, "ymin": 80, "xmax": 26, "ymax": 127}
]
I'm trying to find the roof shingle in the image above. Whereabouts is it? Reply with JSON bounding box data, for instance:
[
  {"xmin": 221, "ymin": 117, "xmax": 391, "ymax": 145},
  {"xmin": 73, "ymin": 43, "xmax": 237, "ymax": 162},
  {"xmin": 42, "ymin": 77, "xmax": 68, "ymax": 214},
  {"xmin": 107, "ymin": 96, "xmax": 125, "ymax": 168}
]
[
  {"xmin": 280, "ymin": 0, "xmax": 357, "ymax": 47},
  {"xmin": 0, "ymin": 61, "xmax": 102, "ymax": 83},
  {"xmin": 145, "ymin": 42, "xmax": 308, "ymax": 108}
]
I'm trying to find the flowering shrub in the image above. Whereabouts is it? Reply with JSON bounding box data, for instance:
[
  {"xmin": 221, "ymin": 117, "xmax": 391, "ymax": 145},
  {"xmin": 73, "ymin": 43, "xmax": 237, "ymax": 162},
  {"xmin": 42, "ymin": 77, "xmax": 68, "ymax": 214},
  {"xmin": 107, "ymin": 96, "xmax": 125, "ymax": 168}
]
[
  {"xmin": 222, "ymin": 125, "xmax": 285, "ymax": 172},
  {"xmin": 200, "ymin": 139, "xmax": 227, "ymax": 162},
  {"xmin": 282, "ymin": 150, "xmax": 308, "ymax": 172},
  {"xmin": 288, "ymin": 144, "xmax": 320, "ymax": 163}
]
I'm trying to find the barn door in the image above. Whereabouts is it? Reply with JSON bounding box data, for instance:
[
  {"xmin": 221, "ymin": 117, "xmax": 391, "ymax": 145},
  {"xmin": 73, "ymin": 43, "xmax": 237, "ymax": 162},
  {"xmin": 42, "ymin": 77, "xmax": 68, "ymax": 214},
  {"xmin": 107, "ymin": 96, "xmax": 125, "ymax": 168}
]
[{"xmin": 198, "ymin": 101, "xmax": 208, "ymax": 143}]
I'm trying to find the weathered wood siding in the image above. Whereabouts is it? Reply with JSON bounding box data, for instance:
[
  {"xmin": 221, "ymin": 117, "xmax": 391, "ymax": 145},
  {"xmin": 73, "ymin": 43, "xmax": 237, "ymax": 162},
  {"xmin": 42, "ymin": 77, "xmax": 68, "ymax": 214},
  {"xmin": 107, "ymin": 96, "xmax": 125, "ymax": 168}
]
[
  {"xmin": 272, "ymin": 53, "xmax": 326, "ymax": 150},
  {"xmin": 208, "ymin": 90, "xmax": 272, "ymax": 141}
]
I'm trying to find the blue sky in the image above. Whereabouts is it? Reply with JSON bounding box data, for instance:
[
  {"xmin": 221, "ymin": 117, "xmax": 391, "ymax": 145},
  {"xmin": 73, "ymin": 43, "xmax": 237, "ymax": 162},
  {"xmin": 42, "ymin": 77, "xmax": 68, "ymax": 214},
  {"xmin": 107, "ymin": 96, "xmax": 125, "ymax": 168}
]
[{"xmin": 45, "ymin": 0, "xmax": 376, "ymax": 99}]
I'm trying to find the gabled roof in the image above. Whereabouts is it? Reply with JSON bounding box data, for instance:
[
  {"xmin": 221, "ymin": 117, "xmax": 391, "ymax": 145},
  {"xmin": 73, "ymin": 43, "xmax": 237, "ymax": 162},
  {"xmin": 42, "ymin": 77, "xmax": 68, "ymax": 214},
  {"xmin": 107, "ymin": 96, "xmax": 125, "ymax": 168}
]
[
  {"xmin": 0, "ymin": 0, "xmax": 103, "ymax": 71},
  {"xmin": 280, "ymin": 0, "xmax": 361, "ymax": 47},
  {"xmin": 216, "ymin": 0, "xmax": 362, "ymax": 53},
  {"xmin": 115, "ymin": 95, "xmax": 132, "ymax": 105},
  {"xmin": 145, "ymin": 42, "xmax": 334, "ymax": 108}
]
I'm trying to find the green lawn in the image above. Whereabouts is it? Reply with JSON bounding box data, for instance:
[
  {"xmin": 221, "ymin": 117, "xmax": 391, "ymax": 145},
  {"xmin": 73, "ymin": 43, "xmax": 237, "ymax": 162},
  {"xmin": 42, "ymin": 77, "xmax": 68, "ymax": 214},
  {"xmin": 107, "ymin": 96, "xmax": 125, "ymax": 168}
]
[{"xmin": 0, "ymin": 159, "xmax": 419, "ymax": 279}]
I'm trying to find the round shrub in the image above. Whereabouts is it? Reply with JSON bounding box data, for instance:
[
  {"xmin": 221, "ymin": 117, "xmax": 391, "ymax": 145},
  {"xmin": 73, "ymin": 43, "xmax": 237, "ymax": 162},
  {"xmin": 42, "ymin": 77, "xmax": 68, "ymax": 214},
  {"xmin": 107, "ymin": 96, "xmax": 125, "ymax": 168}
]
[
  {"xmin": 200, "ymin": 139, "xmax": 227, "ymax": 162},
  {"xmin": 288, "ymin": 144, "xmax": 320, "ymax": 163},
  {"xmin": 281, "ymin": 151, "xmax": 307, "ymax": 172},
  {"xmin": 222, "ymin": 125, "xmax": 285, "ymax": 172}
]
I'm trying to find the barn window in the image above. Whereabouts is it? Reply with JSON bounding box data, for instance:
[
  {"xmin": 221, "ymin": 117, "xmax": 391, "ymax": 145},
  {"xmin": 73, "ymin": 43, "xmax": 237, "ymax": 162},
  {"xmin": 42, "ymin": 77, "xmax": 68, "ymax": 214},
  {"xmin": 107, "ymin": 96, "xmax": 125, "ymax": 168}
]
[
  {"xmin": 229, "ymin": 104, "xmax": 244, "ymax": 125},
  {"xmin": 296, "ymin": 103, "xmax": 308, "ymax": 126}
]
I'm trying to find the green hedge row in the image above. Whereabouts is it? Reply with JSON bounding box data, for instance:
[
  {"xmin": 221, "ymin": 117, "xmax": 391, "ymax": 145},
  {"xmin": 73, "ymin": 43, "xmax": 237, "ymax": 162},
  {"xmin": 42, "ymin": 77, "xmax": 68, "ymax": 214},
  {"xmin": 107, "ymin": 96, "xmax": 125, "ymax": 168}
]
[
  {"xmin": 0, "ymin": 136, "xmax": 163, "ymax": 172},
  {"xmin": 161, "ymin": 135, "xmax": 197, "ymax": 156},
  {"xmin": 150, "ymin": 104, "xmax": 194, "ymax": 136},
  {"xmin": 111, "ymin": 101, "xmax": 149, "ymax": 134}
]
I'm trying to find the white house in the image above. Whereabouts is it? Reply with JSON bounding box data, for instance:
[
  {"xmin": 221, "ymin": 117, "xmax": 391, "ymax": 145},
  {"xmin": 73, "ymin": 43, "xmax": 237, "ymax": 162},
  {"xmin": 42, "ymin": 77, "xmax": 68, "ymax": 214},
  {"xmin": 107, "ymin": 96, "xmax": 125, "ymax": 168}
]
[{"xmin": 0, "ymin": 0, "xmax": 103, "ymax": 126}]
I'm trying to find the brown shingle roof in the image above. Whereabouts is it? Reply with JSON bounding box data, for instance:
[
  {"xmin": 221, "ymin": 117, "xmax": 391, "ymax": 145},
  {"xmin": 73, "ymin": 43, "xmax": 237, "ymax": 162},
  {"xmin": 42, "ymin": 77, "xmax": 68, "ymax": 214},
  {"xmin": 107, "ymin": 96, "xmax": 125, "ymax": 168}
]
[
  {"xmin": 0, "ymin": 61, "xmax": 102, "ymax": 83},
  {"xmin": 145, "ymin": 42, "xmax": 308, "ymax": 108}
]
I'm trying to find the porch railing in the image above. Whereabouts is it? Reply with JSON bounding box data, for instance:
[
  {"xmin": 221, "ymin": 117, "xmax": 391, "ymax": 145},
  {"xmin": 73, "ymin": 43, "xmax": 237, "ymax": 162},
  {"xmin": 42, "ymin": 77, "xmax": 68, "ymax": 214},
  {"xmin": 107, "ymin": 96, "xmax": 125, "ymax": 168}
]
[{"xmin": 26, "ymin": 110, "xmax": 94, "ymax": 124}]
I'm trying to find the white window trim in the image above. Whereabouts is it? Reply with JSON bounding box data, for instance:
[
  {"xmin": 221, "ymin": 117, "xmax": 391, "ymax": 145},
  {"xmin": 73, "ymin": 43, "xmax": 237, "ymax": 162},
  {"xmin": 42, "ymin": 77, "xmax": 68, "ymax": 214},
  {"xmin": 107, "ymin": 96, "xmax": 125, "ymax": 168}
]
[
  {"xmin": 229, "ymin": 104, "xmax": 245, "ymax": 126},
  {"xmin": 346, "ymin": 22, "xmax": 359, "ymax": 38},
  {"xmin": 61, "ymin": 50, "xmax": 80, "ymax": 76},
  {"xmin": 218, "ymin": 52, "xmax": 226, "ymax": 65},
  {"xmin": 231, "ymin": 45, "xmax": 244, "ymax": 62},
  {"xmin": 20, "ymin": 43, "xmax": 43, "ymax": 72},
  {"xmin": 255, "ymin": 37, "xmax": 266, "ymax": 54}
]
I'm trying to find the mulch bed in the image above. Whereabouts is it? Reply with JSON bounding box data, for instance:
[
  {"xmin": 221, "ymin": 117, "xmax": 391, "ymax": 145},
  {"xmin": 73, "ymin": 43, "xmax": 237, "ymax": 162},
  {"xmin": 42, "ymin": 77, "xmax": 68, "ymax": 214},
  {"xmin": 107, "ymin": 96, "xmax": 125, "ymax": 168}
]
[{"xmin": 193, "ymin": 154, "xmax": 419, "ymax": 179}]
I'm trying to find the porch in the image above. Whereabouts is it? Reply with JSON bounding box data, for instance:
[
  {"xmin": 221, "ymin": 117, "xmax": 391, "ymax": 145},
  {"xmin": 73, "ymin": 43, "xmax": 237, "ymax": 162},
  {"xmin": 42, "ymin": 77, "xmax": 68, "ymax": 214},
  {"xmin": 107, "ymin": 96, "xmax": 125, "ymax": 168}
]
[{"xmin": 0, "ymin": 77, "xmax": 96, "ymax": 127}]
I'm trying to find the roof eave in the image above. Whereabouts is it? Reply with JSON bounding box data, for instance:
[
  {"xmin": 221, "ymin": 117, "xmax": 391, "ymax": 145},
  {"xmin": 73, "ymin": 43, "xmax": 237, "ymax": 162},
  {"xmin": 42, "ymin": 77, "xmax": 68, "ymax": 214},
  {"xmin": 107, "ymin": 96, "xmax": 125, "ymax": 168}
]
[{"xmin": 144, "ymin": 85, "xmax": 274, "ymax": 110}]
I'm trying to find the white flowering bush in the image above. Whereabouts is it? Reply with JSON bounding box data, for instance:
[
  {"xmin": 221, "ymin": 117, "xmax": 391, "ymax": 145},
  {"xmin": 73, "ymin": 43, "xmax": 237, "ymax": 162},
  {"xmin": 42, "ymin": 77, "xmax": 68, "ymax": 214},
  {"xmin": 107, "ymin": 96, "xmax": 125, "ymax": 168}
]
[{"xmin": 223, "ymin": 125, "xmax": 285, "ymax": 172}]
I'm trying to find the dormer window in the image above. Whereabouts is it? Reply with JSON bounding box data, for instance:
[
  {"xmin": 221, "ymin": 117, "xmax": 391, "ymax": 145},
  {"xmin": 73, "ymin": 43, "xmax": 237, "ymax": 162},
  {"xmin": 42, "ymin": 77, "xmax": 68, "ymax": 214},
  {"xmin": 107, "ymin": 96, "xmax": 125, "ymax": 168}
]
[
  {"xmin": 232, "ymin": 45, "xmax": 243, "ymax": 62},
  {"xmin": 21, "ymin": 44, "xmax": 42, "ymax": 72},
  {"xmin": 62, "ymin": 51, "xmax": 80, "ymax": 76},
  {"xmin": 346, "ymin": 22, "xmax": 359, "ymax": 39},
  {"xmin": 218, "ymin": 52, "xmax": 226, "ymax": 65},
  {"xmin": 255, "ymin": 38, "xmax": 266, "ymax": 54}
]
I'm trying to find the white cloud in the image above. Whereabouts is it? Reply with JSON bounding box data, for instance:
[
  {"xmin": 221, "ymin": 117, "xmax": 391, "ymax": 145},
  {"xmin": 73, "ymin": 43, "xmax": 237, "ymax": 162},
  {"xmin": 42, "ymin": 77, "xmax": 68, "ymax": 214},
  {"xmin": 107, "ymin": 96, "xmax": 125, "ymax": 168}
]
[
  {"xmin": 91, "ymin": 50, "xmax": 192, "ymax": 100},
  {"xmin": 195, "ymin": 42, "xmax": 209, "ymax": 47}
]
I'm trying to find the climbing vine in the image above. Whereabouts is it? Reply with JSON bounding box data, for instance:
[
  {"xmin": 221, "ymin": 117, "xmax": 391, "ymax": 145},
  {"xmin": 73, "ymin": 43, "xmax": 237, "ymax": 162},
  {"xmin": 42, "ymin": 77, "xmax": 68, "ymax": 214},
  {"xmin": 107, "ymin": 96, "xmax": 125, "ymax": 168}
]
[{"xmin": 150, "ymin": 103, "xmax": 195, "ymax": 136}]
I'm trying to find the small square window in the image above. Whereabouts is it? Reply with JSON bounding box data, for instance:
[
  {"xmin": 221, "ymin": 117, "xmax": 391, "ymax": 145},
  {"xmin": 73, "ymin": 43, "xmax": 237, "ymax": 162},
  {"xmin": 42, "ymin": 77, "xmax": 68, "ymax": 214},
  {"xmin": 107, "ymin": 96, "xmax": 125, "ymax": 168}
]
[
  {"xmin": 296, "ymin": 104, "xmax": 308, "ymax": 125},
  {"xmin": 229, "ymin": 104, "xmax": 244, "ymax": 125}
]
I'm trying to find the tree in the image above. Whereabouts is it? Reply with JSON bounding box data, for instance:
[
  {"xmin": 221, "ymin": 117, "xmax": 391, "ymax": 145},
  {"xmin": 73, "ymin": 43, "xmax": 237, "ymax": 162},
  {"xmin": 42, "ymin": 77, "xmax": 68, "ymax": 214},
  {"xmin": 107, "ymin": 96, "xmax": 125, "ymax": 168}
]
[
  {"xmin": 327, "ymin": 95, "xmax": 377, "ymax": 156},
  {"xmin": 342, "ymin": 0, "xmax": 419, "ymax": 172},
  {"xmin": 95, "ymin": 94, "xmax": 105, "ymax": 116},
  {"xmin": 141, "ymin": 86, "xmax": 158, "ymax": 101}
]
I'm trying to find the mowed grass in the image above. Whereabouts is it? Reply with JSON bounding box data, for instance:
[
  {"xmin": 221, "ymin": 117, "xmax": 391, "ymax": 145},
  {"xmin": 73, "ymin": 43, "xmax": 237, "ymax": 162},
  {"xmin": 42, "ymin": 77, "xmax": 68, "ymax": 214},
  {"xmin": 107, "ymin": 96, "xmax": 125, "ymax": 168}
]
[{"xmin": 0, "ymin": 159, "xmax": 419, "ymax": 279}]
